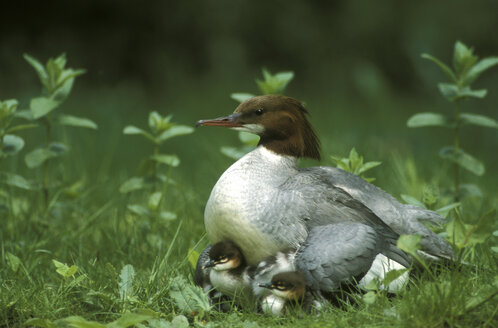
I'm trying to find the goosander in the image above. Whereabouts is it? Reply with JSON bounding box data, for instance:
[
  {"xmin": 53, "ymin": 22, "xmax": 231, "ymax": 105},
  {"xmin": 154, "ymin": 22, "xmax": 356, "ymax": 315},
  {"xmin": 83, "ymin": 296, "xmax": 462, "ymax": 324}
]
[
  {"xmin": 196, "ymin": 95, "xmax": 453, "ymax": 266},
  {"xmin": 197, "ymin": 240, "xmax": 253, "ymax": 300}
]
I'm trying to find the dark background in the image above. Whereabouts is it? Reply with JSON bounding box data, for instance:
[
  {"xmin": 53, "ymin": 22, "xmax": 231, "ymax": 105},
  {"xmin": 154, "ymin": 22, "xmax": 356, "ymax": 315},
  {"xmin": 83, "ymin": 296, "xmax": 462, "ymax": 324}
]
[{"xmin": 1, "ymin": 0, "xmax": 497, "ymax": 197}]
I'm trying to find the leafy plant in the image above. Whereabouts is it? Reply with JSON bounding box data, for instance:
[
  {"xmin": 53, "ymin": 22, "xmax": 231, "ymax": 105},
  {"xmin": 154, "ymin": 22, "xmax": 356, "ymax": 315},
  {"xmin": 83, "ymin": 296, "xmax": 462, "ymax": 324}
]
[
  {"xmin": 121, "ymin": 111, "xmax": 193, "ymax": 220},
  {"xmin": 330, "ymin": 147, "xmax": 381, "ymax": 182},
  {"xmin": 22, "ymin": 53, "xmax": 96, "ymax": 206},
  {"xmin": 169, "ymin": 275, "xmax": 211, "ymax": 319},
  {"xmin": 0, "ymin": 99, "xmax": 37, "ymax": 196},
  {"xmin": 407, "ymin": 41, "xmax": 498, "ymax": 199},
  {"xmin": 221, "ymin": 68, "xmax": 294, "ymax": 160}
]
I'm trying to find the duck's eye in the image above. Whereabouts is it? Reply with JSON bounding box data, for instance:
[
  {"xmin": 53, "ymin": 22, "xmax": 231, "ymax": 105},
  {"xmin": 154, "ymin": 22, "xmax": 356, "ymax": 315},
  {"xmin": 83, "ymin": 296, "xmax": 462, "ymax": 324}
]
[
  {"xmin": 255, "ymin": 108, "xmax": 264, "ymax": 115},
  {"xmin": 274, "ymin": 282, "xmax": 287, "ymax": 290},
  {"xmin": 216, "ymin": 256, "xmax": 228, "ymax": 263}
]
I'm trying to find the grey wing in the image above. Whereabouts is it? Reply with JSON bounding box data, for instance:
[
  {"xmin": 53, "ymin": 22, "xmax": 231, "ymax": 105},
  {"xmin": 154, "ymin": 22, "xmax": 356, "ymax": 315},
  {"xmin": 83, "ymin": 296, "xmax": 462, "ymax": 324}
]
[
  {"xmin": 296, "ymin": 223, "xmax": 382, "ymax": 292},
  {"xmin": 302, "ymin": 167, "xmax": 453, "ymax": 259},
  {"xmin": 277, "ymin": 171, "xmax": 410, "ymax": 267},
  {"xmin": 194, "ymin": 245, "xmax": 212, "ymax": 291}
]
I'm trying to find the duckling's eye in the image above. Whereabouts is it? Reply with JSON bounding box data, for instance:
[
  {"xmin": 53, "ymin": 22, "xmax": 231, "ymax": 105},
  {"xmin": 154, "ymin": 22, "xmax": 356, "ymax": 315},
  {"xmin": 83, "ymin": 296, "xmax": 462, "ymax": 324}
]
[
  {"xmin": 216, "ymin": 256, "xmax": 228, "ymax": 263},
  {"xmin": 255, "ymin": 108, "xmax": 264, "ymax": 115},
  {"xmin": 274, "ymin": 282, "xmax": 287, "ymax": 290}
]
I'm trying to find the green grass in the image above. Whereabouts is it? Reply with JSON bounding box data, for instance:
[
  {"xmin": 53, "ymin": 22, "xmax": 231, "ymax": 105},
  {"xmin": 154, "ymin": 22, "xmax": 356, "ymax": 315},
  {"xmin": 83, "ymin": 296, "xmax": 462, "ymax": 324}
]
[{"xmin": 1, "ymin": 84, "xmax": 497, "ymax": 327}]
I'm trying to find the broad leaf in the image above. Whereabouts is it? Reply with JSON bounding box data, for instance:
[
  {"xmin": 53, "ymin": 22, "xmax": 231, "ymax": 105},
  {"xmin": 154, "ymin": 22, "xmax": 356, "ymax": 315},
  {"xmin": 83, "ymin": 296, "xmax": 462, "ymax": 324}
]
[
  {"xmin": 435, "ymin": 202, "xmax": 461, "ymax": 218},
  {"xmin": 439, "ymin": 146, "xmax": 485, "ymax": 176},
  {"xmin": 464, "ymin": 56, "xmax": 498, "ymax": 85},
  {"xmin": 119, "ymin": 264, "xmax": 135, "ymax": 300},
  {"xmin": 6, "ymin": 252, "xmax": 22, "ymax": 273},
  {"xmin": 458, "ymin": 87, "xmax": 487, "ymax": 99},
  {"xmin": 397, "ymin": 234, "xmax": 422, "ymax": 257},
  {"xmin": 169, "ymin": 276, "xmax": 211, "ymax": 317},
  {"xmin": 25, "ymin": 148, "xmax": 58, "ymax": 168},
  {"xmin": 238, "ymin": 131, "xmax": 260, "ymax": 146},
  {"xmin": 188, "ymin": 248, "xmax": 200, "ymax": 269},
  {"xmin": 119, "ymin": 177, "xmax": 145, "ymax": 194},
  {"xmin": 459, "ymin": 113, "xmax": 498, "ymax": 128},
  {"xmin": 445, "ymin": 215, "xmax": 469, "ymax": 249},
  {"xmin": 231, "ymin": 93, "xmax": 255, "ymax": 103},
  {"xmin": 127, "ymin": 204, "xmax": 151, "ymax": 217},
  {"xmin": 23, "ymin": 54, "xmax": 48, "ymax": 89},
  {"xmin": 453, "ymin": 41, "xmax": 477, "ymax": 77},
  {"xmin": 400, "ymin": 194, "xmax": 426, "ymax": 209},
  {"xmin": 458, "ymin": 183, "xmax": 483, "ymax": 198},
  {"xmin": 158, "ymin": 125, "xmax": 194, "ymax": 142},
  {"xmin": 170, "ymin": 315, "xmax": 189, "ymax": 328},
  {"xmin": 407, "ymin": 112, "xmax": 451, "ymax": 128},
  {"xmin": 362, "ymin": 291, "xmax": 378, "ymax": 305},
  {"xmin": 6, "ymin": 123, "xmax": 38, "ymax": 134},
  {"xmin": 123, "ymin": 125, "xmax": 155, "ymax": 142},
  {"xmin": 151, "ymin": 154, "xmax": 180, "ymax": 167},
  {"xmin": 148, "ymin": 191, "xmax": 162, "ymax": 211},
  {"xmin": 52, "ymin": 260, "xmax": 78, "ymax": 279},
  {"xmin": 24, "ymin": 318, "xmax": 56, "ymax": 328},
  {"xmin": 357, "ymin": 161, "xmax": 382, "ymax": 175},
  {"xmin": 1, "ymin": 134, "xmax": 25, "ymax": 156},
  {"xmin": 2, "ymin": 172, "xmax": 32, "ymax": 190},
  {"xmin": 30, "ymin": 97, "xmax": 59, "ymax": 119},
  {"xmin": 107, "ymin": 313, "xmax": 155, "ymax": 328},
  {"xmin": 58, "ymin": 316, "xmax": 105, "ymax": 328},
  {"xmin": 382, "ymin": 268, "xmax": 409, "ymax": 288},
  {"xmin": 58, "ymin": 114, "xmax": 98, "ymax": 129},
  {"xmin": 0, "ymin": 99, "xmax": 19, "ymax": 120},
  {"xmin": 421, "ymin": 53, "xmax": 457, "ymax": 83},
  {"xmin": 159, "ymin": 211, "xmax": 177, "ymax": 221},
  {"xmin": 220, "ymin": 146, "xmax": 254, "ymax": 160}
]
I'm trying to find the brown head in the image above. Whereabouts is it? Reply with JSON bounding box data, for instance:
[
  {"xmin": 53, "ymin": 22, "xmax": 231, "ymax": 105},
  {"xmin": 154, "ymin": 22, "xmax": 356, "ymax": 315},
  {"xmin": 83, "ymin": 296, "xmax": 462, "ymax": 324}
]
[
  {"xmin": 196, "ymin": 95, "xmax": 321, "ymax": 160},
  {"xmin": 203, "ymin": 240, "xmax": 245, "ymax": 271},
  {"xmin": 259, "ymin": 271, "xmax": 307, "ymax": 301}
]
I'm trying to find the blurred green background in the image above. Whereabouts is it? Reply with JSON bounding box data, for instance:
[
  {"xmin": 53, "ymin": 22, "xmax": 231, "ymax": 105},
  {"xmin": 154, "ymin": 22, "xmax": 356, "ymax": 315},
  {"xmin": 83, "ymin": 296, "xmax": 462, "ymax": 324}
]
[{"xmin": 1, "ymin": 0, "xmax": 497, "ymax": 202}]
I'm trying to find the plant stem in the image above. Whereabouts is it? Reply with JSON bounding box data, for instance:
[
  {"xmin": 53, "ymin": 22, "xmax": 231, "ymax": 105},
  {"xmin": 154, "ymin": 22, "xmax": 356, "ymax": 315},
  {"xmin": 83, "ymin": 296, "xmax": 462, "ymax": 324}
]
[
  {"xmin": 152, "ymin": 143, "xmax": 159, "ymax": 192},
  {"xmin": 453, "ymin": 100, "xmax": 461, "ymax": 200},
  {"xmin": 43, "ymin": 116, "xmax": 51, "ymax": 208}
]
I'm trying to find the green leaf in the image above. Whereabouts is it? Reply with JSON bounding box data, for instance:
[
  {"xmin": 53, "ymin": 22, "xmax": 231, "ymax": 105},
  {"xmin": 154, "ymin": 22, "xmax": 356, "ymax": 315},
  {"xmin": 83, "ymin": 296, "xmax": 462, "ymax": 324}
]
[
  {"xmin": 107, "ymin": 313, "xmax": 154, "ymax": 328},
  {"xmin": 30, "ymin": 97, "xmax": 59, "ymax": 119},
  {"xmin": 58, "ymin": 114, "xmax": 98, "ymax": 129},
  {"xmin": 6, "ymin": 123, "xmax": 38, "ymax": 134},
  {"xmin": 421, "ymin": 53, "xmax": 457, "ymax": 83},
  {"xmin": 1, "ymin": 134, "xmax": 25, "ymax": 156},
  {"xmin": 220, "ymin": 146, "xmax": 255, "ymax": 160},
  {"xmin": 238, "ymin": 131, "xmax": 260, "ymax": 146},
  {"xmin": 171, "ymin": 315, "xmax": 189, "ymax": 328},
  {"xmin": 382, "ymin": 269, "xmax": 409, "ymax": 288},
  {"xmin": 231, "ymin": 93, "xmax": 255, "ymax": 103},
  {"xmin": 119, "ymin": 177, "xmax": 145, "ymax": 193},
  {"xmin": 159, "ymin": 211, "xmax": 177, "ymax": 221},
  {"xmin": 458, "ymin": 184, "xmax": 483, "ymax": 198},
  {"xmin": 49, "ymin": 142, "xmax": 69, "ymax": 155},
  {"xmin": 458, "ymin": 87, "xmax": 487, "ymax": 99},
  {"xmin": 127, "ymin": 204, "xmax": 152, "ymax": 217},
  {"xmin": 148, "ymin": 111, "xmax": 164, "ymax": 134},
  {"xmin": 256, "ymin": 69, "xmax": 295, "ymax": 94},
  {"xmin": 459, "ymin": 113, "xmax": 498, "ymax": 128},
  {"xmin": 466, "ymin": 210, "xmax": 496, "ymax": 247},
  {"xmin": 59, "ymin": 316, "xmax": 105, "ymax": 328},
  {"xmin": 445, "ymin": 215, "xmax": 469, "ymax": 249},
  {"xmin": 6, "ymin": 252, "xmax": 22, "ymax": 273},
  {"xmin": 400, "ymin": 194, "xmax": 426, "ymax": 209},
  {"xmin": 491, "ymin": 247, "xmax": 498, "ymax": 253},
  {"xmin": 0, "ymin": 99, "xmax": 19, "ymax": 120},
  {"xmin": 151, "ymin": 154, "xmax": 180, "ymax": 167},
  {"xmin": 407, "ymin": 112, "xmax": 452, "ymax": 128},
  {"xmin": 24, "ymin": 318, "xmax": 56, "ymax": 328},
  {"xmin": 23, "ymin": 54, "xmax": 49, "ymax": 89},
  {"xmin": 188, "ymin": 248, "xmax": 200, "ymax": 269},
  {"xmin": 397, "ymin": 234, "xmax": 422, "ymax": 257},
  {"xmin": 169, "ymin": 276, "xmax": 211, "ymax": 317},
  {"xmin": 52, "ymin": 260, "xmax": 78, "ymax": 278},
  {"xmin": 25, "ymin": 148, "xmax": 58, "ymax": 168},
  {"xmin": 357, "ymin": 161, "xmax": 382, "ymax": 174},
  {"xmin": 439, "ymin": 146, "xmax": 485, "ymax": 176},
  {"xmin": 148, "ymin": 191, "xmax": 163, "ymax": 211},
  {"xmin": 158, "ymin": 125, "xmax": 194, "ymax": 142},
  {"xmin": 119, "ymin": 264, "xmax": 135, "ymax": 300},
  {"xmin": 123, "ymin": 125, "xmax": 155, "ymax": 143},
  {"xmin": 14, "ymin": 109, "xmax": 35, "ymax": 121},
  {"xmin": 2, "ymin": 172, "xmax": 32, "ymax": 190},
  {"xmin": 464, "ymin": 57, "xmax": 498, "ymax": 85},
  {"xmin": 362, "ymin": 291, "xmax": 378, "ymax": 305},
  {"xmin": 435, "ymin": 203, "xmax": 461, "ymax": 218},
  {"xmin": 453, "ymin": 41, "xmax": 478, "ymax": 77}
]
